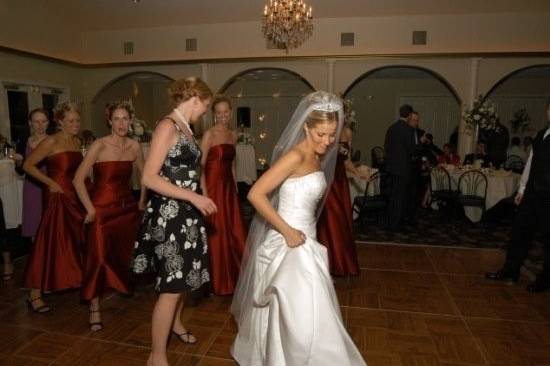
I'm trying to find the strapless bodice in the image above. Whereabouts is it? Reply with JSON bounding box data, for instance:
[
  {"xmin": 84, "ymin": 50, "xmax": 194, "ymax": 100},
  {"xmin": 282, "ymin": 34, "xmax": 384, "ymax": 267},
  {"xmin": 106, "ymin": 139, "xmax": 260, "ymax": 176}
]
[{"xmin": 276, "ymin": 171, "xmax": 326, "ymax": 237}]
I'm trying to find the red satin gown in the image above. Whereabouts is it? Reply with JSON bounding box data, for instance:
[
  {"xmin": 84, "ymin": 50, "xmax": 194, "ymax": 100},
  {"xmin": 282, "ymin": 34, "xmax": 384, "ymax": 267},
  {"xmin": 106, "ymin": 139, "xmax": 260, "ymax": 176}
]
[
  {"xmin": 24, "ymin": 151, "xmax": 85, "ymax": 291},
  {"xmin": 204, "ymin": 144, "xmax": 247, "ymax": 295},
  {"xmin": 81, "ymin": 161, "xmax": 142, "ymax": 301},
  {"xmin": 317, "ymin": 152, "xmax": 360, "ymax": 276}
]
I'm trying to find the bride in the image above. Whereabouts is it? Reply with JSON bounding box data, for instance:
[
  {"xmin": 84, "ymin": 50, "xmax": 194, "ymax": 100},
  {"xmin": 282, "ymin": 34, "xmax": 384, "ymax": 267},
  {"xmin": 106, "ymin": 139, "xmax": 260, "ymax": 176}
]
[{"xmin": 231, "ymin": 91, "xmax": 366, "ymax": 366}]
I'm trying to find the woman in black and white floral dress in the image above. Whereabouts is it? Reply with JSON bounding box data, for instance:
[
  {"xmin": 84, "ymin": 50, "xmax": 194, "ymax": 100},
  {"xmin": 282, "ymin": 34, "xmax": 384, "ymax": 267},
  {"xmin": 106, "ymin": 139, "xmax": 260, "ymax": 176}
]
[{"xmin": 132, "ymin": 77, "xmax": 217, "ymax": 366}]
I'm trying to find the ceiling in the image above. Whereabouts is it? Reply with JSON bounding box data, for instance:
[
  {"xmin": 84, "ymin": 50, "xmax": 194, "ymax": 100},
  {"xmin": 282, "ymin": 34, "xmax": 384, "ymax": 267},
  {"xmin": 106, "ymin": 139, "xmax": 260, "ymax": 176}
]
[{"xmin": 47, "ymin": 0, "xmax": 550, "ymax": 32}]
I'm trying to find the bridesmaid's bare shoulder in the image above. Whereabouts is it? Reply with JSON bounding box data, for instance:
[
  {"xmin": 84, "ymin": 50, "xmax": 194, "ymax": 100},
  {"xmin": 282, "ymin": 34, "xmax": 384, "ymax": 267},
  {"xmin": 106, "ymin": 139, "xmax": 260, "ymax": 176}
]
[{"xmin": 37, "ymin": 135, "xmax": 57, "ymax": 150}]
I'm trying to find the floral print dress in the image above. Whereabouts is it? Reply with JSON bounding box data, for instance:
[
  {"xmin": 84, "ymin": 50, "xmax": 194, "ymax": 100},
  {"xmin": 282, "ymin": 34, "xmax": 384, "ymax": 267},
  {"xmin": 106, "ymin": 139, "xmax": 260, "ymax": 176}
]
[{"xmin": 132, "ymin": 119, "xmax": 210, "ymax": 293}]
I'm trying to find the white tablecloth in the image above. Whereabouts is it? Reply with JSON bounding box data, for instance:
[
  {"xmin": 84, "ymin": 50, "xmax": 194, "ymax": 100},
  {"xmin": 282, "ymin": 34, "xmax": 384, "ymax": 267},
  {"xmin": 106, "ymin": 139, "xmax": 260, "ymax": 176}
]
[
  {"xmin": 444, "ymin": 168, "xmax": 520, "ymax": 223},
  {"xmin": 0, "ymin": 159, "xmax": 24, "ymax": 229},
  {"xmin": 236, "ymin": 144, "xmax": 257, "ymax": 184}
]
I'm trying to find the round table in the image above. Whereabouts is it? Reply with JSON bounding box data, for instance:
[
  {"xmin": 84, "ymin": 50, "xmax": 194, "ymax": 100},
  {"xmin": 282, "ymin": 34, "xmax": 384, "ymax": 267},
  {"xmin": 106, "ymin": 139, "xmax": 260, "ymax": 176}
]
[
  {"xmin": 0, "ymin": 159, "xmax": 24, "ymax": 229},
  {"xmin": 445, "ymin": 168, "xmax": 520, "ymax": 223}
]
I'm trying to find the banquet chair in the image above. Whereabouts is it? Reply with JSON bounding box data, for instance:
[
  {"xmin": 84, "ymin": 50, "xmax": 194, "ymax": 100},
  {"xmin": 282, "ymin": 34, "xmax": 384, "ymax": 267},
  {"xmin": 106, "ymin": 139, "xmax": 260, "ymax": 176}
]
[
  {"xmin": 370, "ymin": 146, "xmax": 385, "ymax": 170},
  {"xmin": 353, "ymin": 172, "xmax": 388, "ymax": 229},
  {"xmin": 457, "ymin": 170, "xmax": 488, "ymax": 220},
  {"xmin": 430, "ymin": 167, "xmax": 454, "ymax": 206},
  {"xmin": 504, "ymin": 154, "xmax": 524, "ymax": 174},
  {"xmin": 351, "ymin": 149, "xmax": 361, "ymax": 164}
]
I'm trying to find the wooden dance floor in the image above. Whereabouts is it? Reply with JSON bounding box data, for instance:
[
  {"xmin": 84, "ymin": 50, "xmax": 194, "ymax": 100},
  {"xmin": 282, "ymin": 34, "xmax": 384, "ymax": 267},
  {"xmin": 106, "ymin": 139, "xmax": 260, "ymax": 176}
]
[{"xmin": 1, "ymin": 242, "xmax": 550, "ymax": 365}]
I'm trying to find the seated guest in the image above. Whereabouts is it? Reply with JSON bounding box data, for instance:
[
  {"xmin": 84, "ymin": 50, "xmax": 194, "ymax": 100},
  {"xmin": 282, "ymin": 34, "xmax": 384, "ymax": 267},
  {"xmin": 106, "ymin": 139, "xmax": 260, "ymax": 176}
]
[
  {"xmin": 423, "ymin": 133, "xmax": 443, "ymax": 156},
  {"xmin": 438, "ymin": 143, "xmax": 461, "ymax": 166},
  {"xmin": 507, "ymin": 136, "xmax": 527, "ymax": 162},
  {"xmin": 485, "ymin": 119, "xmax": 509, "ymax": 168},
  {"xmin": 463, "ymin": 142, "xmax": 490, "ymax": 167}
]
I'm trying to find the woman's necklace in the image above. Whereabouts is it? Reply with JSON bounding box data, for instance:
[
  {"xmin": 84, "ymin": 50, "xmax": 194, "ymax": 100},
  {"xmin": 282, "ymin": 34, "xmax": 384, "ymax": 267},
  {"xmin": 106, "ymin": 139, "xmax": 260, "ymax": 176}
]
[{"xmin": 173, "ymin": 108, "xmax": 193, "ymax": 136}]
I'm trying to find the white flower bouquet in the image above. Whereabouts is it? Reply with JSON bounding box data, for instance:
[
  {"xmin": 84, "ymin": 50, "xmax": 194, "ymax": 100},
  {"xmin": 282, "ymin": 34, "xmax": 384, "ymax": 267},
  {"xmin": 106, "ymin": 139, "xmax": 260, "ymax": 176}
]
[{"xmin": 462, "ymin": 95, "xmax": 500, "ymax": 132}]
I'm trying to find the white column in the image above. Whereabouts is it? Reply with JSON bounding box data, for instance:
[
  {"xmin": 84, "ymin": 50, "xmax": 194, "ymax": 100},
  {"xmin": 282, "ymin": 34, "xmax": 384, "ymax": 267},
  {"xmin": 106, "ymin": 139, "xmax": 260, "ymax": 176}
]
[
  {"xmin": 199, "ymin": 63, "xmax": 210, "ymax": 135},
  {"xmin": 326, "ymin": 58, "xmax": 335, "ymax": 93},
  {"xmin": 201, "ymin": 63, "xmax": 209, "ymax": 82},
  {"xmin": 458, "ymin": 57, "xmax": 481, "ymax": 159}
]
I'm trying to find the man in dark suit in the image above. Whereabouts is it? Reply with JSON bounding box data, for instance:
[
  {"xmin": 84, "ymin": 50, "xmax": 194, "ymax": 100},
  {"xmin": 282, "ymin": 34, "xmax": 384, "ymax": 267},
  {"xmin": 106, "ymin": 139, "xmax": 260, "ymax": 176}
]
[
  {"xmin": 463, "ymin": 141, "xmax": 490, "ymax": 167},
  {"xmin": 485, "ymin": 120, "xmax": 509, "ymax": 168},
  {"xmin": 486, "ymin": 100, "xmax": 550, "ymax": 293},
  {"xmin": 384, "ymin": 104, "xmax": 416, "ymax": 232},
  {"xmin": 408, "ymin": 112, "xmax": 425, "ymax": 222}
]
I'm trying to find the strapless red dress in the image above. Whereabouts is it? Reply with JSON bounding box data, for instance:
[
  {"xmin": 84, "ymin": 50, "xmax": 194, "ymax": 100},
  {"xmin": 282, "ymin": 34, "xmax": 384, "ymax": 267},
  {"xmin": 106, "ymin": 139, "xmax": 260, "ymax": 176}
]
[
  {"xmin": 204, "ymin": 144, "xmax": 247, "ymax": 295},
  {"xmin": 81, "ymin": 161, "xmax": 142, "ymax": 301},
  {"xmin": 317, "ymin": 154, "xmax": 359, "ymax": 276},
  {"xmin": 24, "ymin": 151, "xmax": 85, "ymax": 291}
]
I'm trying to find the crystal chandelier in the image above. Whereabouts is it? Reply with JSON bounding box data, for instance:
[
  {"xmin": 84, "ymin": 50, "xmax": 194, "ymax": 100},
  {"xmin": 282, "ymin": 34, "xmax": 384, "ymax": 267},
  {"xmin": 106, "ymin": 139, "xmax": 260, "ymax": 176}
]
[{"xmin": 262, "ymin": 0, "xmax": 313, "ymax": 51}]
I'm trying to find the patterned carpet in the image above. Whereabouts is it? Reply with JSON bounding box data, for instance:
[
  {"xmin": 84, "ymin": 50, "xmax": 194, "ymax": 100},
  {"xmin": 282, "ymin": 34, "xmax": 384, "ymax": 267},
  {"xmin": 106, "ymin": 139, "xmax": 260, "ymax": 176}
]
[
  {"xmin": 355, "ymin": 206, "xmax": 512, "ymax": 248},
  {"xmin": 354, "ymin": 202, "xmax": 545, "ymax": 276}
]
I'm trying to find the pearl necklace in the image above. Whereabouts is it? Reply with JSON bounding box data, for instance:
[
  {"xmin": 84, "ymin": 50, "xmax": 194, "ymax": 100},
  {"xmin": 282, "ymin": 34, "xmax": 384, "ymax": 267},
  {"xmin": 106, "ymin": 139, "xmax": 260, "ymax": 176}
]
[{"xmin": 173, "ymin": 108, "xmax": 193, "ymax": 136}]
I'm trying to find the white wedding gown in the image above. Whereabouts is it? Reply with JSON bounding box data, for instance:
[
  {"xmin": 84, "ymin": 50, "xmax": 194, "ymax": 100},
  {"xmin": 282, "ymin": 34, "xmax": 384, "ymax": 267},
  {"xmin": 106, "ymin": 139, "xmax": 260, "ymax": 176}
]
[{"xmin": 231, "ymin": 171, "xmax": 366, "ymax": 366}]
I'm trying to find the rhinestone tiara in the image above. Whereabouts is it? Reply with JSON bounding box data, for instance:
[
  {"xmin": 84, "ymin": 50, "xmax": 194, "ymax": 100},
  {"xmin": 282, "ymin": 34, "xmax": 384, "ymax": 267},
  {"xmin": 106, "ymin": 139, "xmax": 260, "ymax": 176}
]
[{"xmin": 310, "ymin": 92, "xmax": 343, "ymax": 112}]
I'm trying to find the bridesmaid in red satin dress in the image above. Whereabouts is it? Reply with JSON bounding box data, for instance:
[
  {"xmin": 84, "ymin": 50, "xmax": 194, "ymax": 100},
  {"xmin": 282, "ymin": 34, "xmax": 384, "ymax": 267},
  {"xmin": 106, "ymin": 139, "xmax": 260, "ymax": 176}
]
[
  {"xmin": 73, "ymin": 101, "xmax": 146, "ymax": 331},
  {"xmin": 200, "ymin": 95, "xmax": 246, "ymax": 295},
  {"xmin": 317, "ymin": 125, "xmax": 361, "ymax": 276},
  {"xmin": 23, "ymin": 101, "xmax": 85, "ymax": 313}
]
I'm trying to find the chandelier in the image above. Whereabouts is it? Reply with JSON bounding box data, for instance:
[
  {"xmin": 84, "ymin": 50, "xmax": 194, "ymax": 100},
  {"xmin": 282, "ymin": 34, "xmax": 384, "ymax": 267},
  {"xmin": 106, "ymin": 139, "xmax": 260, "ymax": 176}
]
[{"xmin": 262, "ymin": 0, "xmax": 313, "ymax": 51}]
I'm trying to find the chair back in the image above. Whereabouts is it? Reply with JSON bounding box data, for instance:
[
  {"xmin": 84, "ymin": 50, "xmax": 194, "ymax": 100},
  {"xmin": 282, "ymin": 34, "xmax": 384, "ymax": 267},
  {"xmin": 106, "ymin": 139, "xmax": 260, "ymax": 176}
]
[
  {"xmin": 504, "ymin": 154, "xmax": 524, "ymax": 173},
  {"xmin": 365, "ymin": 172, "xmax": 381, "ymax": 196},
  {"xmin": 457, "ymin": 170, "xmax": 488, "ymax": 206},
  {"xmin": 351, "ymin": 149, "xmax": 362, "ymax": 163},
  {"xmin": 371, "ymin": 146, "xmax": 385, "ymax": 168},
  {"xmin": 430, "ymin": 167, "xmax": 451, "ymax": 193}
]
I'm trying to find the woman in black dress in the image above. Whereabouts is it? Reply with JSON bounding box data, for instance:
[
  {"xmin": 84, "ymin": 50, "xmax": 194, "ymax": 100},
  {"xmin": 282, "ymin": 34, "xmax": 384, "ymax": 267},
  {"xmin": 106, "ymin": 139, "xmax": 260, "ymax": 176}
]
[{"xmin": 132, "ymin": 77, "xmax": 217, "ymax": 366}]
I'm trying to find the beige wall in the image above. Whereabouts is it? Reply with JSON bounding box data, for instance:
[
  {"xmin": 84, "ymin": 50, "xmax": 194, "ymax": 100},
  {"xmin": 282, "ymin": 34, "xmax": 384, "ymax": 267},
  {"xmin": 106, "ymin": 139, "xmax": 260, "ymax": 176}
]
[
  {"xmin": 1, "ymin": 48, "xmax": 549, "ymax": 157},
  {"xmin": 80, "ymin": 13, "xmax": 550, "ymax": 64}
]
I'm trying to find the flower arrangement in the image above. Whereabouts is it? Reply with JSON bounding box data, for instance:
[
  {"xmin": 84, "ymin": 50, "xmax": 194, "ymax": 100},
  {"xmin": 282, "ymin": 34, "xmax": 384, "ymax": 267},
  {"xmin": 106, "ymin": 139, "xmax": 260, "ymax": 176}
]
[
  {"xmin": 509, "ymin": 108, "xmax": 531, "ymax": 134},
  {"xmin": 132, "ymin": 119, "xmax": 146, "ymax": 137},
  {"xmin": 462, "ymin": 95, "xmax": 501, "ymax": 132},
  {"xmin": 237, "ymin": 127, "xmax": 254, "ymax": 145},
  {"xmin": 342, "ymin": 97, "xmax": 357, "ymax": 130}
]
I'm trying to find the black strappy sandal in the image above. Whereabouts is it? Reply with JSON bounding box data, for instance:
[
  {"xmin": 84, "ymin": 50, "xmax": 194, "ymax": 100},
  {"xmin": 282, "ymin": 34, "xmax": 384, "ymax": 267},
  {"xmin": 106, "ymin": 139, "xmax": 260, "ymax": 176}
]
[
  {"xmin": 172, "ymin": 330, "xmax": 197, "ymax": 344},
  {"xmin": 89, "ymin": 309, "xmax": 104, "ymax": 332},
  {"xmin": 25, "ymin": 296, "xmax": 51, "ymax": 313}
]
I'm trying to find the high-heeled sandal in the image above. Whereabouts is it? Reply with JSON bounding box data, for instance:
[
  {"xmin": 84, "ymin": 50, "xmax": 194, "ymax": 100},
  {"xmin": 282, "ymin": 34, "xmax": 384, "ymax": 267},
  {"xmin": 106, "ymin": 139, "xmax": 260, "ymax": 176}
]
[
  {"xmin": 89, "ymin": 309, "xmax": 103, "ymax": 332},
  {"xmin": 171, "ymin": 329, "xmax": 197, "ymax": 344},
  {"xmin": 25, "ymin": 296, "xmax": 51, "ymax": 313}
]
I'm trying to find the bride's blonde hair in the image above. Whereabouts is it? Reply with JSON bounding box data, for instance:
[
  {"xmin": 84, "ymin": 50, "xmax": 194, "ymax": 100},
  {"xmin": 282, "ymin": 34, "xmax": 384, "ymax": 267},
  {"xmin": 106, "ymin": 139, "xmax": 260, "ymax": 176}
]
[{"xmin": 305, "ymin": 110, "xmax": 339, "ymax": 128}]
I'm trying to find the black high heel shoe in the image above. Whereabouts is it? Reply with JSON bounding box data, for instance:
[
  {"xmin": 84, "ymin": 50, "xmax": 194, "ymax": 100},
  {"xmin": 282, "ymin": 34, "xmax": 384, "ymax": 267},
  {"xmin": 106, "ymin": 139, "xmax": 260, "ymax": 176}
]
[{"xmin": 26, "ymin": 296, "xmax": 51, "ymax": 313}]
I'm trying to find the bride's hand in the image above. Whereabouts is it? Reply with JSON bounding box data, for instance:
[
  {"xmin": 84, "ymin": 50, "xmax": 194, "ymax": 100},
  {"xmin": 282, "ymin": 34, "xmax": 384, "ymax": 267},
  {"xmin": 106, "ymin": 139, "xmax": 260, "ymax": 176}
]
[{"xmin": 283, "ymin": 227, "xmax": 306, "ymax": 248}]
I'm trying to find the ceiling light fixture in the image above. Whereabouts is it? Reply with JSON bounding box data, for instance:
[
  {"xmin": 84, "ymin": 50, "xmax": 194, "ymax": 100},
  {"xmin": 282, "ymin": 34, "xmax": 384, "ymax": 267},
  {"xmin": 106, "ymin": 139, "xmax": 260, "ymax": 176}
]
[{"xmin": 262, "ymin": 0, "xmax": 313, "ymax": 51}]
